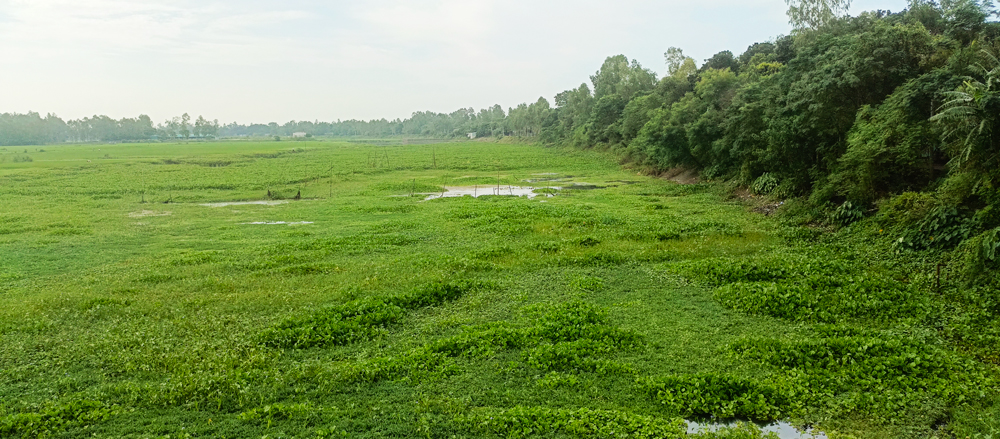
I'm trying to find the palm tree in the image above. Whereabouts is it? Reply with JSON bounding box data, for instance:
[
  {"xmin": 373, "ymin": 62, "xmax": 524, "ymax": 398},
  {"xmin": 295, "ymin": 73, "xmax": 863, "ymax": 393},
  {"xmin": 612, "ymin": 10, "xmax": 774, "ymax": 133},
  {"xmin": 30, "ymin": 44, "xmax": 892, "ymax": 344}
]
[{"xmin": 931, "ymin": 46, "xmax": 1000, "ymax": 173}]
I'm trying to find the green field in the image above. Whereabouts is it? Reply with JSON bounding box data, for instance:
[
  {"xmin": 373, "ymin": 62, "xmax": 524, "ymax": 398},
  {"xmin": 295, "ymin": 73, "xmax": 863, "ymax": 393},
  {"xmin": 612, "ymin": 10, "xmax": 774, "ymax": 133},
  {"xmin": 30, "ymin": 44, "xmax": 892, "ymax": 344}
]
[{"xmin": 0, "ymin": 141, "xmax": 996, "ymax": 438}]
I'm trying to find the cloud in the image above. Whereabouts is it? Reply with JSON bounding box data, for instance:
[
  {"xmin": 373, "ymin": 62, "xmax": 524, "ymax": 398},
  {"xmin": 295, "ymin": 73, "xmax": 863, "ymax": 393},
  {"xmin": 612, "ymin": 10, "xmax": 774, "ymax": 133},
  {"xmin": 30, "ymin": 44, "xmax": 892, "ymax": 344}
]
[
  {"xmin": 357, "ymin": 0, "xmax": 496, "ymax": 44},
  {"xmin": 0, "ymin": 0, "xmax": 318, "ymax": 64}
]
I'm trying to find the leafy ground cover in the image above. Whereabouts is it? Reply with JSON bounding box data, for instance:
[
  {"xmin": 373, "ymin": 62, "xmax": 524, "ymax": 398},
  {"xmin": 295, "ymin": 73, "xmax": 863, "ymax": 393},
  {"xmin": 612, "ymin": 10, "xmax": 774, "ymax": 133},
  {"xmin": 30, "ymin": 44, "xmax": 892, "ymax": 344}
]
[{"xmin": 0, "ymin": 140, "xmax": 996, "ymax": 438}]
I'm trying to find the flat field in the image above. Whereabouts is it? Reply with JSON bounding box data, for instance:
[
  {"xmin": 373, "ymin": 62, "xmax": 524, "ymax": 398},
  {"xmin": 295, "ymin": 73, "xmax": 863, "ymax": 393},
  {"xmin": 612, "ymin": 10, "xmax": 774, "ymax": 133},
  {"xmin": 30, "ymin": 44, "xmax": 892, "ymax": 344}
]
[{"xmin": 0, "ymin": 141, "xmax": 996, "ymax": 438}]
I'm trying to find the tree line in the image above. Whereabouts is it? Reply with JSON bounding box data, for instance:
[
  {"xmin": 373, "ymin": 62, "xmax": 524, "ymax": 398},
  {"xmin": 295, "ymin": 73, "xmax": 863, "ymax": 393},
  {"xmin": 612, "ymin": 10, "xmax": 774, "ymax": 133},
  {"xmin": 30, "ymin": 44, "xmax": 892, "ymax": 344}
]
[
  {"xmin": 0, "ymin": 112, "xmax": 219, "ymax": 146},
  {"xmin": 0, "ymin": 102, "xmax": 545, "ymax": 144}
]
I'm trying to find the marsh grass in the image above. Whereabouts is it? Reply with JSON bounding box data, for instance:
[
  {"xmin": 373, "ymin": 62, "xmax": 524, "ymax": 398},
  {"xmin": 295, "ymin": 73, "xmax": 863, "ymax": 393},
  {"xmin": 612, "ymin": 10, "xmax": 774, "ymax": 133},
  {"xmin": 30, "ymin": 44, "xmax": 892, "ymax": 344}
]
[{"xmin": 0, "ymin": 140, "xmax": 995, "ymax": 438}]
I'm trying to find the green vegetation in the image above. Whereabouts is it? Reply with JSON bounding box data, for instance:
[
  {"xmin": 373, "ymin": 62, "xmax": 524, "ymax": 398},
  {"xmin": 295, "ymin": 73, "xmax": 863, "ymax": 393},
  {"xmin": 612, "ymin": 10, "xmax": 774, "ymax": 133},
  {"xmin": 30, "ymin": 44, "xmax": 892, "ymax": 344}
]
[
  {"xmin": 0, "ymin": 140, "xmax": 997, "ymax": 438},
  {"xmin": 6, "ymin": 4, "xmax": 1000, "ymax": 290}
]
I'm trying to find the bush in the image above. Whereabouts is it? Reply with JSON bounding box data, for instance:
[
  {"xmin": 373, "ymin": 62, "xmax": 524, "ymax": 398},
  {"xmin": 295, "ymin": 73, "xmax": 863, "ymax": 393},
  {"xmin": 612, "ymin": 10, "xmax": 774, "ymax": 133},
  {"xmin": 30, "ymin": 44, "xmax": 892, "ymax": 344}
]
[
  {"xmin": 0, "ymin": 400, "xmax": 118, "ymax": 437},
  {"xmin": 876, "ymin": 191, "xmax": 936, "ymax": 227},
  {"xmin": 639, "ymin": 374, "xmax": 792, "ymax": 421},
  {"xmin": 750, "ymin": 173, "xmax": 778, "ymax": 195},
  {"xmin": 260, "ymin": 299, "xmax": 406, "ymax": 349},
  {"xmin": 830, "ymin": 200, "xmax": 865, "ymax": 226},
  {"xmin": 952, "ymin": 227, "xmax": 1000, "ymax": 286},
  {"xmin": 895, "ymin": 205, "xmax": 976, "ymax": 251},
  {"xmin": 713, "ymin": 274, "xmax": 919, "ymax": 322},
  {"xmin": 261, "ymin": 281, "xmax": 487, "ymax": 349},
  {"xmin": 730, "ymin": 329, "xmax": 992, "ymax": 420}
]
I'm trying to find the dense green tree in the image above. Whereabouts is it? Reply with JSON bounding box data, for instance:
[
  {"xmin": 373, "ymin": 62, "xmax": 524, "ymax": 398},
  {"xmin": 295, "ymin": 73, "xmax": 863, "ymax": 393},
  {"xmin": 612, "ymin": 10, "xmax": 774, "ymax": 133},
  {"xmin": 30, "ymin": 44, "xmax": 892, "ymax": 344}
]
[
  {"xmin": 701, "ymin": 51, "xmax": 740, "ymax": 75},
  {"xmin": 933, "ymin": 46, "xmax": 1000, "ymax": 179},
  {"xmin": 941, "ymin": 0, "xmax": 996, "ymax": 44},
  {"xmin": 553, "ymin": 83, "xmax": 595, "ymax": 143},
  {"xmin": 590, "ymin": 55, "xmax": 658, "ymax": 100},
  {"xmin": 786, "ymin": 0, "xmax": 853, "ymax": 29},
  {"xmin": 824, "ymin": 71, "xmax": 959, "ymax": 204},
  {"xmin": 0, "ymin": 112, "xmax": 66, "ymax": 146},
  {"xmin": 587, "ymin": 95, "xmax": 628, "ymax": 144},
  {"xmin": 664, "ymin": 47, "xmax": 698, "ymax": 79},
  {"xmin": 620, "ymin": 93, "xmax": 664, "ymax": 144}
]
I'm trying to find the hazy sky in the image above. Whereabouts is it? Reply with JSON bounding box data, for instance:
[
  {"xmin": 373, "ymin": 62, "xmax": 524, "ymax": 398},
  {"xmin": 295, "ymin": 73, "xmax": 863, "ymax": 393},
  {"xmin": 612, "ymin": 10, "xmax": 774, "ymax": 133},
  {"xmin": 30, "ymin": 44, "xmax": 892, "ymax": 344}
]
[{"xmin": 0, "ymin": 0, "xmax": 908, "ymax": 124}]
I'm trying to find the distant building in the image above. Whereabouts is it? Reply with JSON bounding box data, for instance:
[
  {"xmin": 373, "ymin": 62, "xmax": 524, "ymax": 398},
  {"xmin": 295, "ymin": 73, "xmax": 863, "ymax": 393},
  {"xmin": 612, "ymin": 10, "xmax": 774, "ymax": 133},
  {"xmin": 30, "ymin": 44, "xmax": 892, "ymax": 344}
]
[
  {"xmin": 292, "ymin": 132, "xmax": 308, "ymax": 138},
  {"xmin": 467, "ymin": 132, "xmax": 477, "ymax": 139}
]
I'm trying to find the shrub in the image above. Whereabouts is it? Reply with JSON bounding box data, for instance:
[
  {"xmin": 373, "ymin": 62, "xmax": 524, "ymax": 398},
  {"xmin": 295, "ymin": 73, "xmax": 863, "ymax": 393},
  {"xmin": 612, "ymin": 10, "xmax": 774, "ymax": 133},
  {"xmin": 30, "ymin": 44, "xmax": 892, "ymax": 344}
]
[
  {"xmin": 390, "ymin": 280, "xmax": 492, "ymax": 310},
  {"xmin": 876, "ymin": 191, "xmax": 936, "ymax": 227},
  {"xmin": 751, "ymin": 173, "xmax": 778, "ymax": 195},
  {"xmin": 261, "ymin": 281, "xmax": 486, "ymax": 349},
  {"xmin": 895, "ymin": 205, "xmax": 976, "ymax": 251},
  {"xmin": 260, "ymin": 299, "xmax": 406, "ymax": 349},
  {"xmin": 639, "ymin": 374, "xmax": 792, "ymax": 421},
  {"xmin": 531, "ymin": 301, "xmax": 642, "ymax": 347},
  {"xmin": 730, "ymin": 330, "xmax": 992, "ymax": 420},
  {"xmin": 0, "ymin": 400, "xmax": 118, "ymax": 437},
  {"xmin": 523, "ymin": 340, "xmax": 633, "ymax": 374},
  {"xmin": 830, "ymin": 200, "xmax": 865, "ymax": 226},
  {"xmin": 713, "ymin": 274, "xmax": 919, "ymax": 322}
]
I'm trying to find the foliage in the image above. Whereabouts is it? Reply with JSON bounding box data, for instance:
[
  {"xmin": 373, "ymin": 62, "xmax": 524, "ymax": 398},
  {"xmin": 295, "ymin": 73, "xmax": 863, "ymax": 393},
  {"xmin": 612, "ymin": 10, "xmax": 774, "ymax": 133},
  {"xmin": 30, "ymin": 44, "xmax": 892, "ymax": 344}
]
[
  {"xmin": 0, "ymin": 400, "xmax": 118, "ymax": 437},
  {"xmin": 259, "ymin": 281, "xmax": 487, "ymax": 349},
  {"xmin": 731, "ymin": 327, "xmax": 993, "ymax": 421},
  {"xmin": 895, "ymin": 204, "xmax": 976, "ymax": 251},
  {"xmin": 0, "ymin": 136, "xmax": 996, "ymax": 437},
  {"xmin": 639, "ymin": 374, "xmax": 792, "ymax": 421},
  {"xmin": 933, "ymin": 45, "xmax": 1000, "ymax": 183},
  {"xmin": 259, "ymin": 299, "xmax": 407, "ymax": 349},
  {"xmin": 750, "ymin": 173, "xmax": 778, "ymax": 195},
  {"xmin": 785, "ymin": 0, "xmax": 853, "ymax": 29},
  {"xmin": 826, "ymin": 72, "xmax": 955, "ymax": 204},
  {"xmin": 830, "ymin": 200, "xmax": 865, "ymax": 226}
]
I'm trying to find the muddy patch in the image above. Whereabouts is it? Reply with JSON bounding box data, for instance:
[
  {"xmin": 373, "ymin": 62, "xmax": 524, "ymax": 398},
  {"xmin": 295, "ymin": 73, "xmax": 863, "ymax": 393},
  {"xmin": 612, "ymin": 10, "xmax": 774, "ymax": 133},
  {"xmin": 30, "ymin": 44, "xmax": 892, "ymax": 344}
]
[
  {"xmin": 424, "ymin": 186, "xmax": 557, "ymax": 201},
  {"xmin": 687, "ymin": 420, "xmax": 826, "ymax": 438},
  {"xmin": 201, "ymin": 201, "xmax": 288, "ymax": 208},
  {"xmin": 128, "ymin": 210, "xmax": 172, "ymax": 218},
  {"xmin": 752, "ymin": 201, "xmax": 785, "ymax": 216},
  {"xmin": 661, "ymin": 167, "xmax": 701, "ymax": 185}
]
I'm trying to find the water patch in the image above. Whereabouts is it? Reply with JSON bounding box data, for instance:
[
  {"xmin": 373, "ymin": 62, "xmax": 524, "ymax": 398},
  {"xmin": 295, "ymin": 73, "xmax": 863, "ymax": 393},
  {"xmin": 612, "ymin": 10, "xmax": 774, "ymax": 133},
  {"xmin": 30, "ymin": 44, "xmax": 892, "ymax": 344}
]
[
  {"xmin": 561, "ymin": 183, "xmax": 602, "ymax": 190},
  {"xmin": 687, "ymin": 420, "xmax": 826, "ymax": 438},
  {"xmin": 424, "ymin": 186, "xmax": 556, "ymax": 201},
  {"xmin": 242, "ymin": 221, "xmax": 314, "ymax": 225},
  {"xmin": 200, "ymin": 200, "xmax": 288, "ymax": 207},
  {"xmin": 128, "ymin": 210, "xmax": 172, "ymax": 218},
  {"xmin": 525, "ymin": 173, "xmax": 569, "ymax": 183}
]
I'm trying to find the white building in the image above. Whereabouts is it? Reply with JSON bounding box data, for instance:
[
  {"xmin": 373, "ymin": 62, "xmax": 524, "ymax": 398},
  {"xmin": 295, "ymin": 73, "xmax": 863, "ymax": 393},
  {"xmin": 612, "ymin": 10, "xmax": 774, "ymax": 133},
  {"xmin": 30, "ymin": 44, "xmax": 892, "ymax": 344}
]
[{"xmin": 292, "ymin": 132, "xmax": 308, "ymax": 138}]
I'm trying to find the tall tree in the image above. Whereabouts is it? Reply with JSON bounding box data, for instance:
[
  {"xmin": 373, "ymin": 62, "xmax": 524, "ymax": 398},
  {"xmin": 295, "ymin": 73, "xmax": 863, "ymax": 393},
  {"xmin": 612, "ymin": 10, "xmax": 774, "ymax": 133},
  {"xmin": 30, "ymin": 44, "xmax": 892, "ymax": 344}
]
[
  {"xmin": 785, "ymin": 0, "xmax": 853, "ymax": 29},
  {"xmin": 932, "ymin": 47, "xmax": 1000, "ymax": 176},
  {"xmin": 664, "ymin": 47, "xmax": 697, "ymax": 79},
  {"xmin": 590, "ymin": 55, "xmax": 657, "ymax": 100},
  {"xmin": 180, "ymin": 113, "xmax": 192, "ymax": 139}
]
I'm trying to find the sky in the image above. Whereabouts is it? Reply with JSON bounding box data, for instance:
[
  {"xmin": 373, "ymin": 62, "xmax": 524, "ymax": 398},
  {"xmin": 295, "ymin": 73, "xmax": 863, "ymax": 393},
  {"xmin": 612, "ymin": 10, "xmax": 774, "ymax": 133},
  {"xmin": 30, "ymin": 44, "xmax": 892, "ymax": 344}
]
[{"xmin": 0, "ymin": 0, "xmax": 910, "ymax": 125}]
